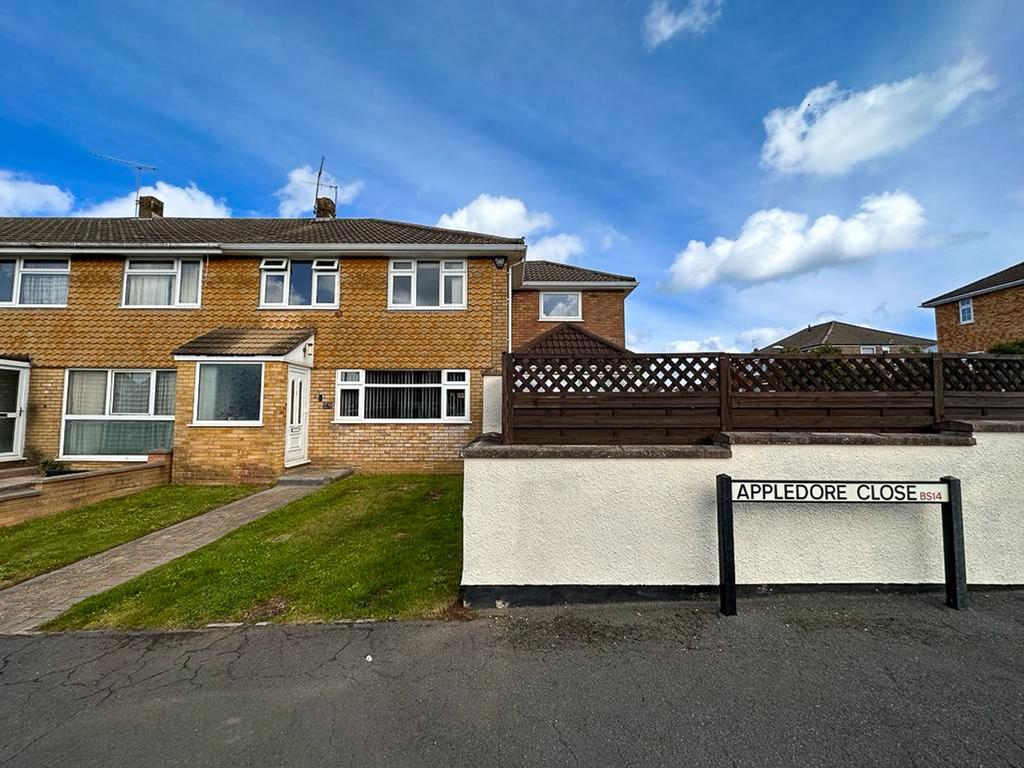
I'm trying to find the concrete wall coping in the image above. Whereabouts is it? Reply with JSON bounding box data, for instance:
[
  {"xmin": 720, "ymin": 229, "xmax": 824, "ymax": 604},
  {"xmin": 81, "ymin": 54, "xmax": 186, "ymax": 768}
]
[
  {"xmin": 462, "ymin": 434, "xmax": 732, "ymax": 459},
  {"xmin": 940, "ymin": 420, "xmax": 1024, "ymax": 434},
  {"xmin": 36, "ymin": 457, "xmax": 168, "ymax": 487},
  {"xmin": 714, "ymin": 431, "xmax": 976, "ymax": 447}
]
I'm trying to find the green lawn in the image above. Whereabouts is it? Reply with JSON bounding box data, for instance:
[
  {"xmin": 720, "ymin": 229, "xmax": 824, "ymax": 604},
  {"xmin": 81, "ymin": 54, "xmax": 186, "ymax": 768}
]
[
  {"xmin": 44, "ymin": 474, "xmax": 464, "ymax": 630},
  {"xmin": 0, "ymin": 484, "xmax": 259, "ymax": 589}
]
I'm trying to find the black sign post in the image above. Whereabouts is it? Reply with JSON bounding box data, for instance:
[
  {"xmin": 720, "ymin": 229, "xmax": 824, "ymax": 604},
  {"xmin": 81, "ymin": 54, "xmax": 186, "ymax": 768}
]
[{"xmin": 715, "ymin": 474, "xmax": 967, "ymax": 616}]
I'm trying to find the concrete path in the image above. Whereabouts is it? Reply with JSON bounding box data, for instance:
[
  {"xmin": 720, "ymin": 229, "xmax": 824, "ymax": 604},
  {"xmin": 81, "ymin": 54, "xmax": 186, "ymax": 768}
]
[
  {"xmin": 1, "ymin": 590, "xmax": 1022, "ymax": 767},
  {"xmin": 0, "ymin": 480, "xmax": 342, "ymax": 634}
]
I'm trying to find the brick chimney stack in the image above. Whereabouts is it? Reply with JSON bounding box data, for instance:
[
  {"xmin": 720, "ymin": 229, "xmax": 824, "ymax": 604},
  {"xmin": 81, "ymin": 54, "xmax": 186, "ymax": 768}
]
[
  {"xmin": 137, "ymin": 195, "xmax": 164, "ymax": 218},
  {"xmin": 315, "ymin": 197, "xmax": 336, "ymax": 219}
]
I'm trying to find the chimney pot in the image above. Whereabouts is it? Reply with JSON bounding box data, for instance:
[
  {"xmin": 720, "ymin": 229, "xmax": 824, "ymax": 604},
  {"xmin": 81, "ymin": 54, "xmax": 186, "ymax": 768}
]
[
  {"xmin": 138, "ymin": 195, "xmax": 164, "ymax": 218},
  {"xmin": 315, "ymin": 197, "xmax": 336, "ymax": 219}
]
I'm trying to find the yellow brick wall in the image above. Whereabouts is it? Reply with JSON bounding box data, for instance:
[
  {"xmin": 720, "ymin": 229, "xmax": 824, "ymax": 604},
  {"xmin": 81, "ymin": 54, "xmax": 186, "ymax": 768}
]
[
  {"xmin": 0, "ymin": 254, "xmax": 510, "ymax": 477},
  {"xmin": 933, "ymin": 287, "xmax": 1024, "ymax": 352}
]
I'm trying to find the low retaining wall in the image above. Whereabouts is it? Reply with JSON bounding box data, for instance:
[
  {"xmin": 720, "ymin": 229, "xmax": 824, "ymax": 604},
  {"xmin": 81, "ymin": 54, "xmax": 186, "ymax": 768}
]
[
  {"xmin": 461, "ymin": 426, "xmax": 1024, "ymax": 602},
  {"xmin": 0, "ymin": 451, "xmax": 173, "ymax": 526}
]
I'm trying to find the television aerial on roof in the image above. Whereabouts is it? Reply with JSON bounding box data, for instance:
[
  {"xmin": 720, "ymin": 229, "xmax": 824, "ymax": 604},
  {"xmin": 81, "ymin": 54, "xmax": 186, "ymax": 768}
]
[
  {"xmin": 296, "ymin": 156, "xmax": 340, "ymax": 214},
  {"xmin": 91, "ymin": 152, "xmax": 159, "ymax": 216}
]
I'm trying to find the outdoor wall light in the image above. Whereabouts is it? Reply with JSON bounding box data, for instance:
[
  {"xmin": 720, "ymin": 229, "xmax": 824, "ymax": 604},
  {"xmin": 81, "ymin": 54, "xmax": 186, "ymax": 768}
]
[{"xmin": 493, "ymin": 256, "xmax": 507, "ymax": 269}]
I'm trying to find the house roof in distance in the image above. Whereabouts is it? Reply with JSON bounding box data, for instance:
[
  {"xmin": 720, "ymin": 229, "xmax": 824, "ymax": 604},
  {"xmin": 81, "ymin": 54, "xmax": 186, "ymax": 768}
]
[
  {"xmin": 516, "ymin": 322, "xmax": 632, "ymax": 355},
  {"xmin": 764, "ymin": 321, "xmax": 935, "ymax": 350},
  {"xmin": 921, "ymin": 259, "xmax": 1024, "ymax": 307},
  {"xmin": 0, "ymin": 217, "xmax": 524, "ymax": 247},
  {"xmin": 173, "ymin": 327, "xmax": 316, "ymax": 357},
  {"xmin": 521, "ymin": 260, "xmax": 636, "ymax": 285}
]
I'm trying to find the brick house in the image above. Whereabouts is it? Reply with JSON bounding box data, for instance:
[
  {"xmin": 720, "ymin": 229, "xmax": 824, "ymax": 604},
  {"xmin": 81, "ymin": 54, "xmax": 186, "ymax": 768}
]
[
  {"xmin": 0, "ymin": 197, "xmax": 636, "ymax": 482},
  {"xmin": 762, "ymin": 320, "xmax": 935, "ymax": 354},
  {"xmin": 921, "ymin": 260, "xmax": 1024, "ymax": 352}
]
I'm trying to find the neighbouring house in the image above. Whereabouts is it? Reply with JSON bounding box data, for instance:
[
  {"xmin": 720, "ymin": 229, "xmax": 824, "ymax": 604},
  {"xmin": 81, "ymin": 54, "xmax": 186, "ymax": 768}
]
[
  {"xmin": 761, "ymin": 320, "xmax": 935, "ymax": 354},
  {"xmin": 921, "ymin": 259, "xmax": 1024, "ymax": 352},
  {"xmin": 510, "ymin": 261, "xmax": 637, "ymax": 350},
  {"xmin": 0, "ymin": 196, "xmax": 636, "ymax": 482}
]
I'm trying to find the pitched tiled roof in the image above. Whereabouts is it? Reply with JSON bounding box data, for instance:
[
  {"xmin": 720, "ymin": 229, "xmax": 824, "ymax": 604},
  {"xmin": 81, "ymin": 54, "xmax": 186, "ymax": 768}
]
[
  {"xmin": 765, "ymin": 321, "xmax": 934, "ymax": 351},
  {"xmin": 173, "ymin": 327, "xmax": 315, "ymax": 357},
  {"xmin": 516, "ymin": 323, "xmax": 632, "ymax": 355},
  {"xmin": 921, "ymin": 259, "xmax": 1024, "ymax": 306},
  {"xmin": 522, "ymin": 260, "xmax": 636, "ymax": 284},
  {"xmin": 0, "ymin": 217, "xmax": 524, "ymax": 246}
]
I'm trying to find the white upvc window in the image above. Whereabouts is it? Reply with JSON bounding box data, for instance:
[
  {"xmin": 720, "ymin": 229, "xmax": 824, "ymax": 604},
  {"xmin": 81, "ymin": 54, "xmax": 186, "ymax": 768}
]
[
  {"xmin": 192, "ymin": 362, "xmax": 264, "ymax": 426},
  {"xmin": 122, "ymin": 258, "xmax": 202, "ymax": 307},
  {"xmin": 260, "ymin": 258, "xmax": 339, "ymax": 308},
  {"xmin": 959, "ymin": 297, "xmax": 974, "ymax": 324},
  {"xmin": 859, "ymin": 346, "xmax": 876, "ymax": 354},
  {"xmin": 61, "ymin": 369, "xmax": 176, "ymax": 461},
  {"xmin": 539, "ymin": 291, "xmax": 582, "ymax": 321},
  {"xmin": 0, "ymin": 257, "xmax": 70, "ymax": 307},
  {"xmin": 335, "ymin": 369, "xmax": 469, "ymax": 423},
  {"xmin": 388, "ymin": 259, "xmax": 466, "ymax": 309}
]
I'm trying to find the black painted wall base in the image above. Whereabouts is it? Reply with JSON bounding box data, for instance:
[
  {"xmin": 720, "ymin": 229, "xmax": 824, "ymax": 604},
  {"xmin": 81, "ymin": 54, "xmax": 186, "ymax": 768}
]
[{"xmin": 460, "ymin": 583, "xmax": 1021, "ymax": 609}]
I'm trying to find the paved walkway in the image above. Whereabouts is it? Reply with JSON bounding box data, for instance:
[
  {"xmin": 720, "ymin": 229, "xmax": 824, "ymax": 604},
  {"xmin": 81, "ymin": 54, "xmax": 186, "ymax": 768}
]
[{"xmin": 0, "ymin": 482, "xmax": 336, "ymax": 634}]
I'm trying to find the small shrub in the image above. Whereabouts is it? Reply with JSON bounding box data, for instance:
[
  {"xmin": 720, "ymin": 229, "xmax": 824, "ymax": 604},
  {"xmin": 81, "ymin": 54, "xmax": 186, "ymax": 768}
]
[
  {"xmin": 39, "ymin": 457, "xmax": 69, "ymax": 477},
  {"xmin": 988, "ymin": 340, "xmax": 1024, "ymax": 354}
]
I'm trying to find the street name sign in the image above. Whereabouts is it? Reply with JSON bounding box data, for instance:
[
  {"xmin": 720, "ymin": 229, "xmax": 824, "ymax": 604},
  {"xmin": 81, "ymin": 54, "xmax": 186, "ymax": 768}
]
[{"xmin": 732, "ymin": 480, "xmax": 949, "ymax": 504}]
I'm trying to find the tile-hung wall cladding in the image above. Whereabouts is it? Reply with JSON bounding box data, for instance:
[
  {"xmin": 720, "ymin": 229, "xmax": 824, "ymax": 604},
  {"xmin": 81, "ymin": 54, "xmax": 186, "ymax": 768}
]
[{"xmin": 0, "ymin": 254, "xmax": 510, "ymax": 473}]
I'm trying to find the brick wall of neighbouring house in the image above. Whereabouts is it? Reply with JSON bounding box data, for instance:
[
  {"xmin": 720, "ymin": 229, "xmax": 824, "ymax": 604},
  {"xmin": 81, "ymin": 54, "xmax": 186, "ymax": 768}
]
[
  {"xmin": 0, "ymin": 453, "xmax": 172, "ymax": 527},
  {"xmin": 511, "ymin": 289, "xmax": 628, "ymax": 349},
  {"xmin": 933, "ymin": 286, "xmax": 1024, "ymax": 352},
  {"xmin": 0, "ymin": 254, "xmax": 510, "ymax": 476}
]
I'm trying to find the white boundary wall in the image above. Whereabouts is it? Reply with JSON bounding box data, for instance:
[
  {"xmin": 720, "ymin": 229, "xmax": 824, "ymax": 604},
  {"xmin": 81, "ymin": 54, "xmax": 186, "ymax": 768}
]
[{"xmin": 463, "ymin": 432, "xmax": 1024, "ymax": 586}]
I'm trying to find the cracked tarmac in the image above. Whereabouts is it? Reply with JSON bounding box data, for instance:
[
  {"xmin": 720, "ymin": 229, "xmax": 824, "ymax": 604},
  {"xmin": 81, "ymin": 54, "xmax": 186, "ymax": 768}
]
[{"xmin": 1, "ymin": 590, "xmax": 1023, "ymax": 767}]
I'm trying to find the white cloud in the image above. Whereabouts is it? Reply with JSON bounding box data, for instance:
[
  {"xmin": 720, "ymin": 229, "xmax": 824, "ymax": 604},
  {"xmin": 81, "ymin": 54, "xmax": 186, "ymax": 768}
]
[
  {"xmin": 666, "ymin": 336, "xmax": 738, "ymax": 353},
  {"xmin": 529, "ymin": 233, "xmax": 585, "ymax": 263},
  {"xmin": 735, "ymin": 326, "xmax": 790, "ymax": 350},
  {"xmin": 598, "ymin": 224, "xmax": 629, "ymax": 251},
  {"xmin": 0, "ymin": 170, "xmax": 74, "ymax": 216},
  {"xmin": 275, "ymin": 165, "xmax": 363, "ymax": 217},
  {"xmin": 75, "ymin": 180, "xmax": 231, "ymax": 218},
  {"xmin": 668, "ymin": 191, "xmax": 927, "ymax": 290},
  {"xmin": 643, "ymin": 0, "xmax": 723, "ymax": 49},
  {"xmin": 436, "ymin": 193, "xmax": 553, "ymax": 237},
  {"xmin": 762, "ymin": 53, "xmax": 996, "ymax": 175}
]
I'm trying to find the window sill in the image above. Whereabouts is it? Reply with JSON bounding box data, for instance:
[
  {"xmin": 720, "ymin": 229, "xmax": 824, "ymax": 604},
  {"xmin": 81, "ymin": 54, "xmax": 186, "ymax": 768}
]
[
  {"xmin": 386, "ymin": 305, "xmax": 467, "ymax": 312},
  {"xmin": 258, "ymin": 305, "xmax": 339, "ymax": 311},
  {"xmin": 332, "ymin": 418, "xmax": 472, "ymax": 425},
  {"xmin": 0, "ymin": 304, "xmax": 68, "ymax": 309},
  {"xmin": 959, "ymin": 320, "xmax": 975, "ymax": 325},
  {"xmin": 539, "ymin": 316, "xmax": 582, "ymax": 322},
  {"xmin": 58, "ymin": 454, "xmax": 149, "ymax": 462},
  {"xmin": 119, "ymin": 305, "xmax": 202, "ymax": 310},
  {"xmin": 189, "ymin": 421, "xmax": 263, "ymax": 428}
]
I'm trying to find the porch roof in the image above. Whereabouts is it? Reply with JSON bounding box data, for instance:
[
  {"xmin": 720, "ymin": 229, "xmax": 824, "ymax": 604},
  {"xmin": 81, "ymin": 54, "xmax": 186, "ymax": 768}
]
[{"xmin": 173, "ymin": 327, "xmax": 315, "ymax": 357}]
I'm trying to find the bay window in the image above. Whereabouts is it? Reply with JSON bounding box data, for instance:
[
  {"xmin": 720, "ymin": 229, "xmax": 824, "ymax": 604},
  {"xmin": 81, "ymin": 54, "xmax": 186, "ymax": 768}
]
[
  {"xmin": 0, "ymin": 258, "xmax": 70, "ymax": 306},
  {"xmin": 122, "ymin": 258, "xmax": 202, "ymax": 307},
  {"xmin": 193, "ymin": 362, "xmax": 263, "ymax": 425},
  {"xmin": 539, "ymin": 291, "xmax": 582, "ymax": 321},
  {"xmin": 260, "ymin": 258, "xmax": 338, "ymax": 308},
  {"xmin": 62, "ymin": 369, "xmax": 175, "ymax": 459},
  {"xmin": 335, "ymin": 369, "xmax": 469, "ymax": 422},
  {"xmin": 388, "ymin": 259, "xmax": 465, "ymax": 309}
]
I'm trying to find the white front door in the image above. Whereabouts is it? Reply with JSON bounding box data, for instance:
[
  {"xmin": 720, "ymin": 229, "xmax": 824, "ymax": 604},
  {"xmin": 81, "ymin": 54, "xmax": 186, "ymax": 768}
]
[
  {"xmin": 0, "ymin": 363, "xmax": 29, "ymax": 462},
  {"xmin": 284, "ymin": 366, "xmax": 310, "ymax": 467}
]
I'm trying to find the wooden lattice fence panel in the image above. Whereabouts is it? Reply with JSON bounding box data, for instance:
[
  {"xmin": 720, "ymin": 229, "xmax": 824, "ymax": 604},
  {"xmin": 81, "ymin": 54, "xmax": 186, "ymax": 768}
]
[
  {"xmin": 729, "ymin": 355, "xmax": 933, "ymax": 393},
  {"xmin": 509, "ymin": 355, "xmax": 719, "ymax": 395},
  {"xmin": 942, "ymin": 356, "xmax": 1024, "ymax": 392}
]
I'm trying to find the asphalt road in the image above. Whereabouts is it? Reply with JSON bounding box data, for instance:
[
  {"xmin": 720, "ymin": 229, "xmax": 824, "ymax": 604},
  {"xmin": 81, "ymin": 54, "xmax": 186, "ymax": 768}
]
[{"xmin": 2, "ymin": 590, "xmax": 1023, "ymax": 767}]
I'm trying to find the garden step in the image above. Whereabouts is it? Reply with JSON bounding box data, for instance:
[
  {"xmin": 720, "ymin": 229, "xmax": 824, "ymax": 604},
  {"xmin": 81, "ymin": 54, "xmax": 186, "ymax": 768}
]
[
  {"xmin": 0, "ymin": 464, "xmax": 39, "ymax": 481},
  {"xmin": 277, "ymin": 467, "xmax": 353, "ymax": 487}
]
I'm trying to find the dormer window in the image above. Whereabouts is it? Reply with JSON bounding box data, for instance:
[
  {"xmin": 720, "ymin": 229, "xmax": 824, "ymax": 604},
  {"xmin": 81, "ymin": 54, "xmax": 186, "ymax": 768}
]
[
  {"xmin": 260, "ymin": 258, "xmax": 338, "ymax": 309},
  {"xmin": 122, "ymin": 258, "xmax": 201, "ymax": 307}
]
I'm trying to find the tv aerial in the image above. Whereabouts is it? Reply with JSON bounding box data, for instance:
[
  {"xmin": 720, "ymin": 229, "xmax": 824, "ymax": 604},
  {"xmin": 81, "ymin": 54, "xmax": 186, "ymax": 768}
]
[
  {"xmin": 297, "ymin": 156, "xmax": 339, "ymax": 212},
  {"xmin": 92, "ymin": 153, "xmax": 158, "ymax": 216}
]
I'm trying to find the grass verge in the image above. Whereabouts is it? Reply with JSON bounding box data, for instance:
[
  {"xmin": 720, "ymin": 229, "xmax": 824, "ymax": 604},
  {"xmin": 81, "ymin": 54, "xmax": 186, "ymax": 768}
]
[
  {"xmin": 44, "ymin": 474, "xmax": 463, "ymax": 630},
  {"xmin": 0, "ymin": 484, "xmax": 259, "ymax": 589}
]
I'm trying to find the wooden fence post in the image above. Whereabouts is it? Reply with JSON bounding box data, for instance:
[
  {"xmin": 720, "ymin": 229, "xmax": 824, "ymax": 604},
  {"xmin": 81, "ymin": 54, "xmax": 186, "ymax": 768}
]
[
  {"xmin": 502, "ymin": 352, "xmax": 514, "ymax": 445},
  {"xmin": 719, "ymin": 354, "xmax": 733, "ymax": 432},
  {"xmin": 932, "ymin": 353, "xmax": 945, "ymax": 426}
]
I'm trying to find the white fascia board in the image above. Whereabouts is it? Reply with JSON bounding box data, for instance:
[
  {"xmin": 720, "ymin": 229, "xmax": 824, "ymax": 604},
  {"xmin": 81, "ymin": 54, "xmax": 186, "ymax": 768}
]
[
  {"xmin": 920, "ymin": 278, "xmax": 1024, "ymax": 308},
  {"xmin": 223, "ymin": 243, "xmax": 525, "ymax": 254},
  {"xmin": 0, "ymin": 246, "xmax": 221, "ymax": 254},
  {"xmin": 520, "ymin": 280, "xmax": 638, "ymax": 290}
]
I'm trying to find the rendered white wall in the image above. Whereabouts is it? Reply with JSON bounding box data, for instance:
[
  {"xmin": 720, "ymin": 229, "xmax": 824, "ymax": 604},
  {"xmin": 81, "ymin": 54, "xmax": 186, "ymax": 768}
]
[
  {"xmin": 481, "ymin": 375, "xmax": 502, "ymax": 434},
  {"xmin": 462, "ymin": 433, "xmax": 1024, "ymax": 586}
]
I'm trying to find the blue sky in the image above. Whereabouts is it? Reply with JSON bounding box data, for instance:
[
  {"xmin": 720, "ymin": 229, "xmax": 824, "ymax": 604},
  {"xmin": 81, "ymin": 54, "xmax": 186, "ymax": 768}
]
[{"xmin": 1, "ymin": 0, "xmax": 1021, "ymax": 350}]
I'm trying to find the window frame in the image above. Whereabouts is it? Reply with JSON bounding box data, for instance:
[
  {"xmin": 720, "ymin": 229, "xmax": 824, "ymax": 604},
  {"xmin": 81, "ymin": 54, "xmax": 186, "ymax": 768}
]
[
  {"xmin": 259, "ymin": 258, "xmax": 339, "ymax": 310},
  {"xmin": 959, "ymin": 297, "xmax": 974, "ymax": 325},
  {"xmin": 120, "ymin": 257, "xmax": 203, "ymax": 309},
  {"xmin": 859, "ymin": 346, "xmax": 877, "ymax": 355},
  {"xmin": 387, "ymin": 259, "xmax": 467, "ymax": 310},
  {"xmin": 191, "ymin": 361, "xmax": 265, "ymax": 427},
  {"xmin": 334, "ymin": 369, "xmax": 471, "ymax": 423},
  {"xmin": 0, "ymin": 257, "xmax": 70, "ymax": 308},
  {"xmin": 538, "ymin": 291, "xmax": 583, "ymax": 322},
  {"xmin": 59, "ymin": 368, "xmax": 176, "ymax": 462}
]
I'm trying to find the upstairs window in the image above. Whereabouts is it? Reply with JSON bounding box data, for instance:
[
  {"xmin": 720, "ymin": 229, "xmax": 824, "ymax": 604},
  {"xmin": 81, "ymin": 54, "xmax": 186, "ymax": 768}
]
[
  {"xmin": 335, "ymin": 369, "xmax": 469, "ymax": 422},
  {"xmin": 0, "ymin": 258, "xmax": 70, "ymax": 307},
  {"xmin": 122, "ymin": 258, "xmax": 202, "ymax": 307},
  {"xmin": 959, "ymin": 297, "xmax": 974, "ymax": 324},
  {"xmin": 389, "ymin": 259, "xmax": 466, "ymax": 309},
  {"xmin": 539, "ymin": 291, "xmax": 582, "ymax": 321},
  {"xmin": 859, "ymin": 346, "xmax": 876, "ymax": 354},
  {"xmin": 260, "ymin": 258, "xmax": 338, "ymax": 308}
]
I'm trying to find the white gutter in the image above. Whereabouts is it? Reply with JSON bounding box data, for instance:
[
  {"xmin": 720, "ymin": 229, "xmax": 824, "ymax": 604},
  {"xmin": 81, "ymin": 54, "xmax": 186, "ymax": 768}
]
[
  {"xmin": 920, "ymin": 278, "xmax": 1024, "ymax": 307},
  {"xmin": 225, "ymin": 243, "xmax": 525, "ymax": 253},
  {"xmin": 0, "ymin": 245, "xmax": 221, "ymax": 253}
]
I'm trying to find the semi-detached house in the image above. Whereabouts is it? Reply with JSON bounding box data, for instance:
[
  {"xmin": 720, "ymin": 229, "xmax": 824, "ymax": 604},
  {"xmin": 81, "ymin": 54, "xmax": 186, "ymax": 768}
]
[{"xmin": 0, "ymin": 196, "xmax": 636, "ymax": 483}]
